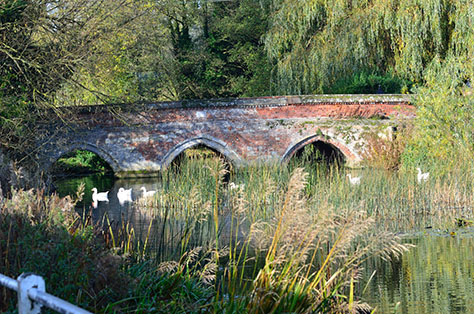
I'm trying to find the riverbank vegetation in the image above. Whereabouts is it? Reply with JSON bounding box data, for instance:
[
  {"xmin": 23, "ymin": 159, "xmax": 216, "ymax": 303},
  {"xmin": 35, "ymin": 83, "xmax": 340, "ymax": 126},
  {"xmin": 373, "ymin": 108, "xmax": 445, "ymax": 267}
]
[
  {"xmin": 52, "ymin": 150, "xmax": 113, "ymax": 177},
  {"xmin": 2, "ymin": 152, "xmax": 472, "ymax": 312}
]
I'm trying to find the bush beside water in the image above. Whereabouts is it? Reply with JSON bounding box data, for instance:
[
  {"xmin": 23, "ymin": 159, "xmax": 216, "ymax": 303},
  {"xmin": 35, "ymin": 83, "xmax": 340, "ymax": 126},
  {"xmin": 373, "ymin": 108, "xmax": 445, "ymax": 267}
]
[{"xmin": 52, "ymin": 150, "xmax": 113, "ymax": 177}]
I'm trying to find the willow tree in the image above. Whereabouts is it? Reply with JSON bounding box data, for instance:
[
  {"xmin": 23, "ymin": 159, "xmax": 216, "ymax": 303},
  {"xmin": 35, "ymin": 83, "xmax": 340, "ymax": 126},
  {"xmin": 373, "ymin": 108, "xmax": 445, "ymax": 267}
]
[
  {"xmin": 265, "ymin": 0, "xmax": 473, "ymax": 164},
  {"xmin": 265, "ymin": 0, "xmax": 473, "ymax": 94}
]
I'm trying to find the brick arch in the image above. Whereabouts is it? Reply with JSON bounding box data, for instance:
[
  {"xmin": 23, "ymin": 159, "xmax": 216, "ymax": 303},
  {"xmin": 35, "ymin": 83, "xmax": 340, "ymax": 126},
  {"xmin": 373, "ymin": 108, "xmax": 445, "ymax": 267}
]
[
  {"xmin": 161, "ymin": 136, "xmax": 243, "ymax": 169},
  {"xmin": 46, "ymin": 142, "xmax": 121, "ymax": 174},
  {"xmin": 281, "ymin": 134, "xmax": 360, "ymax": 165}
]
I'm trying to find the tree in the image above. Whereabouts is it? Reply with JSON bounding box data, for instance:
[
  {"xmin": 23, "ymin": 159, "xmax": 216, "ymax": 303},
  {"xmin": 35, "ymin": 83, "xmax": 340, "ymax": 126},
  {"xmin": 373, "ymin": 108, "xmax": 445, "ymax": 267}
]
[
  {"xmin": 205, "ymin": 0, "xmax": 272, "ymax": 97},
  {"xmin": 61, "ymin": 0, "xmax": 273, "ymax": 103},
  {"xmin": 0, "ymin": 0, "xmax": 132, "ymax": 157},
  {"xmin": 264, "ymin": 0, "xmax": 472, "ymax": 95}
]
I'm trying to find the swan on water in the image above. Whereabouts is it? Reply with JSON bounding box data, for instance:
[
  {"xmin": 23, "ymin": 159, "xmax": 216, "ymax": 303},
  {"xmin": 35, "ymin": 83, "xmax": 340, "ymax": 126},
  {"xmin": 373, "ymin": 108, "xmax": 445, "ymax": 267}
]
[
  {"xmin": 346, "ymin": 174, "xmax": 361, "ymax": 185},
  {"xmin": 91, "ymin": 187, "xmax": 109, "ymax": 202},
  {"xmin": 417, "ymin": 168, "xmax": 429, "ymax": 183},
  {"xmin": 117, "ymin": 187, "xmax": 133, "ymax": 205},
  {"xmin": 140, "ymin": 186, "xmax": 156, "ymax": 198}
]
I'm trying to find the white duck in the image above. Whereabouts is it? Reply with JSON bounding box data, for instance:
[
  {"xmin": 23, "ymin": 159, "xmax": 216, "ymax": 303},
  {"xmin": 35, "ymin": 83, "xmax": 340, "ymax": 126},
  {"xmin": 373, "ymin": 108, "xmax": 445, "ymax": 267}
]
[
  {"xmin": 347, "ymin": 174, "xmax": 361, "ymax": 185},
  {"xmin": 91, "ymin": 187, "xmax": 109, "ymax": 203},
  {"xmin": 416, "ymin": 167, "xmax": 429, "ymax": 183},
  {"xmin": 117, "ymin": 187, "xmax": 133, "ymax": 205},
  {"xmin": 140, "ymin": 186, "xmax": 156, "ymax": 198}
]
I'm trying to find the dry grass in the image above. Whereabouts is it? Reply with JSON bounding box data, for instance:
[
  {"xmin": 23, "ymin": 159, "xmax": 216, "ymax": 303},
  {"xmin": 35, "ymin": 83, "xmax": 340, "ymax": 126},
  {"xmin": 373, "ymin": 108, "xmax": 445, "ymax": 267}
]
[
  {"xmin": 0, "ymin": 187, "xmax": 129, "ymax": 312},
  {"xmin": 364, "ymin": 124, "xmax": 413, "ymax": 170},
  {"xmin": 96, "ymin": 149, "xmax": 473, "ymax": 312},
  {"xmin": 126, "ymin": 162, "xmax": 416, "ymax": 313},
  {"xmin": 242, "ymin": 168, "xmax": 413, "ymax": 313}
]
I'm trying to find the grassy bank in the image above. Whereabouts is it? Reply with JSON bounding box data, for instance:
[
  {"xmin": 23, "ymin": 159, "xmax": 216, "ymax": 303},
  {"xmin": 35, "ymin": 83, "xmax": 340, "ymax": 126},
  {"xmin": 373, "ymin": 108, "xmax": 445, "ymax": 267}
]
[{"xmin": 0, "ymin": 188, "xmax": 128, "ymax": 312}]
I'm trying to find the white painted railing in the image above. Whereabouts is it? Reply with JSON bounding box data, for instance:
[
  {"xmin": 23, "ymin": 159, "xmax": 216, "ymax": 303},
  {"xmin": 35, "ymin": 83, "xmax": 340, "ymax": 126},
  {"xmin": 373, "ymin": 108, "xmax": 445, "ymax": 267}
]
[{"xmin": 0, "ymin": 273, "xmax": 92, "ymax": 314}]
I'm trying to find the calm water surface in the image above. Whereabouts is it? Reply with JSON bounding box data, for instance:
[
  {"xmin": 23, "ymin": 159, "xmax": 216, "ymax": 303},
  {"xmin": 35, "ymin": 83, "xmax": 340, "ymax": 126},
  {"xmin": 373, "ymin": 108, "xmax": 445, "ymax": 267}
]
[{"xmin": 55, "ymin": 173, "xmax": 474, "ymax": 314}]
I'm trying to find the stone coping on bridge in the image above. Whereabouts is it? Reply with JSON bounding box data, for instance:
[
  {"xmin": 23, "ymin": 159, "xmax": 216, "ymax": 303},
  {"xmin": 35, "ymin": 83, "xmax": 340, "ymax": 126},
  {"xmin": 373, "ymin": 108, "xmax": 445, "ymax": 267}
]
[{"xmin": 66, "ymin": 94, "xmax": 413, "ymax": 113}]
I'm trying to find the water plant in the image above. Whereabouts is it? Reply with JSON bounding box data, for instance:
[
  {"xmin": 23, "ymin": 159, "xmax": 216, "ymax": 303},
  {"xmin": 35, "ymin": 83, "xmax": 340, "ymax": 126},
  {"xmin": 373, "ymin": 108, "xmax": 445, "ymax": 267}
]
[{"xmin": 109, "ymin": 153, "xmax": 430, "ymax": 312}]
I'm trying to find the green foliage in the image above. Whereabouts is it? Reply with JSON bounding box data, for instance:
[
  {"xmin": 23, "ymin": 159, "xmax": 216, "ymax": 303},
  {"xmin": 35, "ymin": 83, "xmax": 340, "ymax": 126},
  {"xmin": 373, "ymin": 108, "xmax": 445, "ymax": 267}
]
[
  {"xmin": 402, "ymin": 55, "xmax": 473, "ymax": 169},
  {"xmin": 265, "ymin": 0, "xmax": 472, "ymax": 95},
  {"xmin": 53, "ymin": 150, "xmax": 113, "ymax": 176},
  {"xmin": 0, "ymin": 0, "xmax": 137, "ymax": 159},
  {"xmin": 328, "ymin": 72, "xmax": 412, "ymax": 94},
  {"xmin": 59, "ymin": 0, "xmax": 273, "ymax": 103},
  {"xmin": 203, "ymin": 0, "xmax": 273, "ymax": 97},
  {"xmin": 119, "ymin": 258, "xmax": 214, "ymax": 313}
]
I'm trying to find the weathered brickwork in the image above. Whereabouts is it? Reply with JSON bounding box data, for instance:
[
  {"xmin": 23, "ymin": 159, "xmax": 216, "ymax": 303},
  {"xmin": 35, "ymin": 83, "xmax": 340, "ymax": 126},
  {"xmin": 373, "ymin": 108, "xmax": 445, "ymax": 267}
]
[{"xmin": 38, "ymin": 95, "xmax": 415, "ymax": 177}]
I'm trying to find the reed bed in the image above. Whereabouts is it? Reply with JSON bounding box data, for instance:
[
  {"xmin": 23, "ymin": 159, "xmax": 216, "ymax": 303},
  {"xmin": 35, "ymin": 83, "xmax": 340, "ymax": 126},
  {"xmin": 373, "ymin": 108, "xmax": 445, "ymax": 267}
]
[
  {"xmin": 2, "ymin": 149, "xmax": 472, "ymax": 312},
  {"xmin": 109, "ymin": 150, "xmax": 473, "ymax": 312}
]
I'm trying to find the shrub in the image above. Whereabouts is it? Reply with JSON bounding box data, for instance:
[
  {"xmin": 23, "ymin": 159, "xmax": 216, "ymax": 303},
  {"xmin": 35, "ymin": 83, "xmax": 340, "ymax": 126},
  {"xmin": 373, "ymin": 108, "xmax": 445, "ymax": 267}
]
[
  {"xmin": 327, "ymin": 72, "xmax": 413, "ymax": 94},
  {"xmin": 0, "ymin": 188, "xmax": 128, "ymax": 312}
]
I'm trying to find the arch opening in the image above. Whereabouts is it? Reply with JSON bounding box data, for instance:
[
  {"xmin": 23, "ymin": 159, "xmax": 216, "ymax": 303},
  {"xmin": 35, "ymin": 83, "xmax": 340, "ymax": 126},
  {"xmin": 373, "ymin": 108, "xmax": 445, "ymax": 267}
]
[
  {"xmin": 166, "ymin": 144, "xmax": 232, "ymax": 182},
  {"xmin": 51, "ymin": 149, "xmax": 114, "ymax": 178},
  {"xmin": 289, "ymin": 140, "xmax": 346, "ymax": 169}
]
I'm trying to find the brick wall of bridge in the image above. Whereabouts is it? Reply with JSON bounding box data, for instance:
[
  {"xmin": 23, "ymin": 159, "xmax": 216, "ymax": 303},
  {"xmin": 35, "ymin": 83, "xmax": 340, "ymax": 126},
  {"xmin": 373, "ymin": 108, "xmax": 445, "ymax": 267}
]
[{"xmin": 39, "ymin": 95, "xmax": 415, "ymax": 177}]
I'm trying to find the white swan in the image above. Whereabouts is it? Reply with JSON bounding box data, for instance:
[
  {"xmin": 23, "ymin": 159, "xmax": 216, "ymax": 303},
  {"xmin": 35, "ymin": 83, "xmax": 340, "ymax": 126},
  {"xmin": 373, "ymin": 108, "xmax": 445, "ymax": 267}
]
[
  {"xmin": 417, "ymin": 168, "xmax": 429, "ymax": 183},
  {"xmin": 91, "ymin": 187, "xmax": 109, "ymax": 202},
  {"xmin": 140, "ymin": 186, "xmax": 156, "ymax": 198},
  {"xmin": 117, "ymin": 187, "xmax": 133, "ymax": 205},
  {"xmin": 229, "ymin": 182, "xmax": 245, "ymax": 190},
  {"xmin": 347, "ymin": 174, "xmax": 361, "ymax": 185}
]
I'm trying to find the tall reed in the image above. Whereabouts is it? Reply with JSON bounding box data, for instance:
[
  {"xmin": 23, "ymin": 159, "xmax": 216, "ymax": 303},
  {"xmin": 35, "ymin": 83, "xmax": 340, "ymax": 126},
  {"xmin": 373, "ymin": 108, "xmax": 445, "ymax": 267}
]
[
  {"xmin": 122, "ymin": 152, "xmax": 444, "ymax": 312},
  {"xmin": 55, "ymin": 148, "xmax": 472, "ymax": 312}
]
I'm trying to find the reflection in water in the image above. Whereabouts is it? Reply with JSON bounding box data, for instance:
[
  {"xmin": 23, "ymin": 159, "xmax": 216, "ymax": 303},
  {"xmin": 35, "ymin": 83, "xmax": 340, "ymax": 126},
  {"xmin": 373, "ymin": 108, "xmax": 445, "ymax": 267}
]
[
  {"xmin": 361, "ymin": 233, "xmax": 474, "ymax": 314},
  {"xmin": 54, "ymin": 173, "xmax": 474, "ymax": 313},
  {"xmin": 54, "ymin": 174, "xmax": 162, "ymax": 224}
]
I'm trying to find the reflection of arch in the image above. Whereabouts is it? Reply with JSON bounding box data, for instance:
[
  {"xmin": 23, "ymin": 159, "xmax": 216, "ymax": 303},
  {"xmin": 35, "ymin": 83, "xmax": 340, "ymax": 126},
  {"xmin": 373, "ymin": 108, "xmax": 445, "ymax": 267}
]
[
  {"xmin": 162, "ymin": 136, "xmax": 242, "ymax": 169},
  {"xmin": 282, "ymin": 134, "xmax": 358, "ymax": 164},
  {"xmin": 47, "ymin": 142, "xmax": 120, "ymax": 174}
]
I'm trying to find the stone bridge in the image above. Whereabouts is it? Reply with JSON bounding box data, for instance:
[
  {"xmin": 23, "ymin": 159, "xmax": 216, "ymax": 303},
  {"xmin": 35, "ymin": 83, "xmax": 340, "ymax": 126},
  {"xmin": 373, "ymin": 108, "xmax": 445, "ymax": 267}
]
[{"xmin": 39, "ymin": 94, "xmax": 415, "ymax": 177}]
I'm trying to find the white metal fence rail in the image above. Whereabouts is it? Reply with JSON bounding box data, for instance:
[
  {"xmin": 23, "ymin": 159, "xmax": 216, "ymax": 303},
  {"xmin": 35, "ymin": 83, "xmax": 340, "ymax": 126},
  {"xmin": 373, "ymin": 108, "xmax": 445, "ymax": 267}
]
[{"xmin": 0, "ymin": 273, "xmax": 92, "ymax": 314}]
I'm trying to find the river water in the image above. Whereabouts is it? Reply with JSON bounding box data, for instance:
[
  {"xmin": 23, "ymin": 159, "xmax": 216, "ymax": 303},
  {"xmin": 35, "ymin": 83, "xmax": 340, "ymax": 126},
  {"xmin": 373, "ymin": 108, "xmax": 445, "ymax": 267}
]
[{"xmin": 54, "ymin": 173, "xmax": 474, "ymax": 314}]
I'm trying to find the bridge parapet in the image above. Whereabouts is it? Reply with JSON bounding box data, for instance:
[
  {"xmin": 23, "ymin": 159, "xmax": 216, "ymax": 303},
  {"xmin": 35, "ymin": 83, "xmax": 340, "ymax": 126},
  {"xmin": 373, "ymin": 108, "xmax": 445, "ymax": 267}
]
[{"xmin": 60, "ymin": 94, "xmax": 412, "ymax": 111}]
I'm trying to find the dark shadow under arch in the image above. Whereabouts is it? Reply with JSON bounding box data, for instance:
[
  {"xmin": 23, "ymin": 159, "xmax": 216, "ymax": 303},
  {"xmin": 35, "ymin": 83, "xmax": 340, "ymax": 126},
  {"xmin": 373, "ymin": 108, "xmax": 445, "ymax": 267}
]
[
  {"xmin": 292, "ymin": 141, "xmax": 345, "ymax": 166},
  {"xmin": 282, "ymin": 136, "xmax": 347, "ymax": 167},
  {"xmin": 161, "ymin": 136, "xmax": 241, "ymax": 170},
  {"xmin": 165, "ymin": 143, "xmax": 234, "ymax": 183}
]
